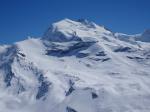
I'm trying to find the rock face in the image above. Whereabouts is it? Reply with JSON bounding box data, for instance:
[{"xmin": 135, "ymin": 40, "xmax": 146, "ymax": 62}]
[{"xmin": 0, "ymin": 19, "xmax": 150, "ymax": 112}]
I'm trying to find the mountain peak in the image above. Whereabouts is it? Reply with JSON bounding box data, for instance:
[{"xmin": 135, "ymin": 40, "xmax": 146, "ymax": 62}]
[
  {"xmin": 77, "ymin": 18, "xmax": 97, "ymax": 28},
  {"xmin": 135, "ymin": 29, "xmax": 150, "ymax": 42},
  {"xmin": 142, "ymin": 29, "xmax": 150, "ymax": 35},
  {"xmin": 77, "ymin": 18, "xmax": 89, "ymax": 23},
  {"xmin": 1, "ymin": 18, "xmax": 150, "ymax": 112},
  {"xmin": 42, "ymin": 19, "xmax": 112, "ymax": 42}
]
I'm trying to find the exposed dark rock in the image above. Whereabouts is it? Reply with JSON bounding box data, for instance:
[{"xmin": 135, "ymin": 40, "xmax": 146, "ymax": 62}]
[
  {"xmin": 66, "ymin": 80, "xmax": 75, "ymax": 96},
  {"xmin": 17, "ymin": 84, "xmax": 25, "ymax": 94},
  {"xmin": 4, "ymin": 68, "xmax": 14, "ymax": 87},
  {"xmin": 38, "ymin": 74, "xmax": 45, "ymax": 82},
  {"xmin": 127, "ymin": 56, "xmax": 143, "ymax": 60},
  {"xmin": 0, "ymin": 62, "xmax": 15, "ymax": 87},
  {"xmin": 114, "ymin": 47, "xmax": 132, "ymax": 52},
  {"xmin": 36, "ymin": 74, "xmax": 52, "ymax": 99},
  {"xmin": 101, "ymin": 58, "xmax": 110, "ymax": 62},
  {"xmin": 96, "ymin": 51, "xmax": 106, "ymax": 56},
  {"xmin": 76, "ymin": 53, "xmax": 89, "ymax": 58},
  {"xmin": 36, "ymin": 80, "xmax": 51, "ymax": 99},
  {"xmin": 89, "ymin": 57, "xmax": 102, "ymax": 61},
  {"xmin": 46, "ymin": 41, "xmax": 95, "ymax": 58},
  {"xmin": 66, "ymin": 107, "xmax": 77, "ymax": 112},
  {"xmin": 18, "ymin": 52, "xmax": 26, "ymax": 57},
  {"xmin": 92, "ymin": 92, "xmax": 98, "ymax": 99},
  {"xmin": 66, "ymin": 86, "xmax": 75, "ymax": 96}
]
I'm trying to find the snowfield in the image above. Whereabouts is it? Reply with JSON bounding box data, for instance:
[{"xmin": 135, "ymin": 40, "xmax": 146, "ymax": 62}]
[{"xmin": 0, "ymin": 19, "xmax": 150, "ymax": 112}]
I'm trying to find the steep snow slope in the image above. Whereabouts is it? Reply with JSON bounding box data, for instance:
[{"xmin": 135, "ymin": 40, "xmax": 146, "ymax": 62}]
[{"xmin": 0, "ymin": 19, "xmax": 150, "ymax": 112}]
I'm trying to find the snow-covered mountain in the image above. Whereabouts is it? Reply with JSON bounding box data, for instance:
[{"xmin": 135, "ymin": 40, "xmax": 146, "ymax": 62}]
[
  {"xmin": 115, "ymin": 29, "xmax": 150, "ymax": 43},
  {"xmin": 0, "ymin": 19, "xmax": 150, "ymax": 112}
]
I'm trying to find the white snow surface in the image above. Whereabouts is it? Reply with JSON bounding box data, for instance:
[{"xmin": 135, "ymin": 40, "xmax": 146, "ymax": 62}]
[
  {"xmin": 43, "ymin": 19, "xmax": 112, "ymax": 42},
  {"xmin": 0, "ymin": 19, "xmax": 150, "ymax": 112}
]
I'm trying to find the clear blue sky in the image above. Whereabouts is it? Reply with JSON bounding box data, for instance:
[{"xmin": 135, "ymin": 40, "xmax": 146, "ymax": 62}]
[{"xmin": 0, "ymin": 0, "xmax": 150, "ymax": 44}]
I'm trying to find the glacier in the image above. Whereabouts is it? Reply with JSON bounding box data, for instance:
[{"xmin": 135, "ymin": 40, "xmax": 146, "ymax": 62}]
[{"xmin": 0, "ymin": 19, "xmax": 150, "ymax": 112}]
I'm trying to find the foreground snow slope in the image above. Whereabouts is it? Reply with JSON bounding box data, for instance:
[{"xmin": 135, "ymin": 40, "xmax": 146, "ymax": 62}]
[{"xmin": 0, "ymin": 19, "xmax": 150, "ymax": 112}]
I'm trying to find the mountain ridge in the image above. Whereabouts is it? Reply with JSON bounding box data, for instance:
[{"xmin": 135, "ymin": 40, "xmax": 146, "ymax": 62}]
[{"xmin": 0, "ymin": 19, "xmax": 150, "ymax": 112}]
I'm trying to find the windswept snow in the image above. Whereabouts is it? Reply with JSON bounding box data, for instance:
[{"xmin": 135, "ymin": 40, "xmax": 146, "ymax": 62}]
[
  {"xmin": 0, "ymin": 19, "xmax": 150, "ymax": 112},
  {"xmin": 43, "ymin": 19, "xmax": 112, "ymax": 42}
]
